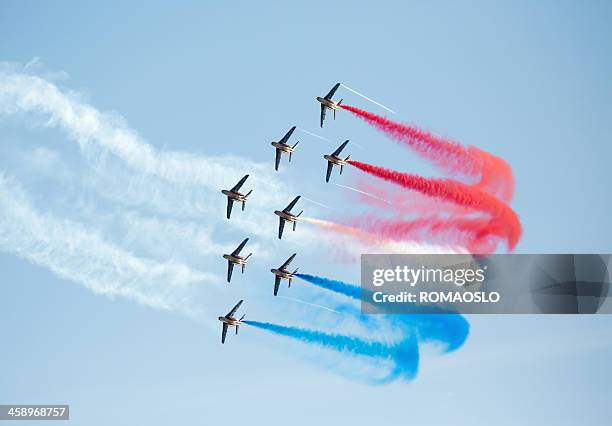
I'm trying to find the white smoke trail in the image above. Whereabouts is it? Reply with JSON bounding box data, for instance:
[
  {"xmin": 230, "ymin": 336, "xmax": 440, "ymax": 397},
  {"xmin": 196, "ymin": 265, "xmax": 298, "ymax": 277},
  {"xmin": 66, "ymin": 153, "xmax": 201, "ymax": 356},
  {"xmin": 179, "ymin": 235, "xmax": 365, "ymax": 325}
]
[
  {"xmin": 276, "ymin": 295, "xmax": 341, "ymax": 314},
  {"xmin": 0, "ymin": 75, "xmax": 223, "ymax": 189},
  {"xmin": 297, "ymin": 125, "xmax": 363, "ymax": 150},
  {"xmin": 333, "ymin": 183, "xmax": 392, "ymax": 204},
  {"xmin": 348, "ymin": 140, "xmax": 365, "ymax": 150},
  {"xmin": 0, "ymin": 69, "xmax": 302, "ymax": 241},
  {"xmin": 340, "ymin": 83, "xmax": 396, "ymax": 114},
  {"xmin": 0, "ymin": 70, "xmax": 288, "ymax": 198},
  {"xmin": 0, "ymin": 174, "xmax": 215, "ymax": 317},
  {"xmin": 301, "ymin": 196, "xmax": 335, "ymax": 211},
  {"xmin": 296, "ymin": 126, "xmax": 334, "ymax": 144},
  {"xmin": 260, "ymin": 184, "xmax": 335, "ymax": 211}
]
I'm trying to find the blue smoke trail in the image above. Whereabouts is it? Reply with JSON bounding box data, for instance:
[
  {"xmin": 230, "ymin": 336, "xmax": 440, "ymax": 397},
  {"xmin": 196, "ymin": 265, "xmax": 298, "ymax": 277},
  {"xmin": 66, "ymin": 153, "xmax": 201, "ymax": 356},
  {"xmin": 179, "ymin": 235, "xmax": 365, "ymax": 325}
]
[
  {"xmin": 296, "ymin": 273, "xmax": 362, "ymax": 299},
  {"xmin": 295, "ymin": 273, "xmax": 470, "ymax": 352},
  {"xmin": 243, "ymin": 320, "xmax": 418, "ymax": 383}
]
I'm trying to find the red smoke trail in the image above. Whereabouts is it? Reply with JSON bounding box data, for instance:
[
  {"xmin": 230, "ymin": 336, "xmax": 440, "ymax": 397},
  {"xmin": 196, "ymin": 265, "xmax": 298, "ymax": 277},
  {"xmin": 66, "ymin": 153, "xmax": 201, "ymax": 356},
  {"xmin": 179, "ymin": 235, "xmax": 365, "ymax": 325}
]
[
  {"xmin": 357, "ymin": 179, "xmax": 477, "ymax": 217},
  {"xmin": 340, "ymin": 104, "xmax": 514, "ymax": 202},
  {"xmin": 348, "ymin": 160, "xmax": 522, "ymax": 251}
]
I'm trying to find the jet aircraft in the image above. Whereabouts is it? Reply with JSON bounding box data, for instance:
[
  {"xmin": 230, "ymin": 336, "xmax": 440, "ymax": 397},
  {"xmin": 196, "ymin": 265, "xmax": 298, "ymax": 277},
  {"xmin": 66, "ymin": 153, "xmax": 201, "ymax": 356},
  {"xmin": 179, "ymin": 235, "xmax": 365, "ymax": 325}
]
[
  {"xmin": 221, "ymin": 174, "xmax": 253, "ymax": 219},
  {"xmin": 323, "ymin": 140, "xmax": 351, "ymax": 182},
  {"xmin": 271, "ymin": 126, "xmax": 300, "ymax": 171},
  {"xmin": 270, "ymin": 254, "xmax": 299, "ymax": 296},
  {"xmin": 274, "ymin": 196, "xmax": 303, "ymax": 239},
  {"xmin": 218, "ymin": 300, "xmax": 245, "ymax": 344},
  {"xmin": 222, "ymin": 238, "xmax": 252, "ymax": 283},
  {"xmin": 316, "ymin": 82, "xmax": 343, "ymax": 127}
]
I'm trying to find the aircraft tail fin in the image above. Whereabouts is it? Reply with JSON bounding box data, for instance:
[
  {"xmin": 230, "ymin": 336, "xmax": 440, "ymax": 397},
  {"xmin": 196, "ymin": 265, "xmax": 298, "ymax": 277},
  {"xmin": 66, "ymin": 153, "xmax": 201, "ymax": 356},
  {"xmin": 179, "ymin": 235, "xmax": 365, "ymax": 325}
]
[
  {"xmin": 241, "ymin": 263, "xmax": 245, "ymax": 274},
  {"xmin": 293, "ymin": 211, "xmax": 303, "ymax": 231},
  {"xmin": 288, "ymin": 278, "xmax": 291, "ymax": 288},
  {"xmin": 289, "ymin": 152, "xmax": 292, "ymax": 162},
  {"xmin": 241, "ymin": 190, "xmax": 252, "ymax": 211},
  {"xmin": 341, "ymin": 155, "xmax": 350, "ymax": 175},
  {"xmin": 236, "ymin": 325, "xmax": 239, "ymax": 335}
]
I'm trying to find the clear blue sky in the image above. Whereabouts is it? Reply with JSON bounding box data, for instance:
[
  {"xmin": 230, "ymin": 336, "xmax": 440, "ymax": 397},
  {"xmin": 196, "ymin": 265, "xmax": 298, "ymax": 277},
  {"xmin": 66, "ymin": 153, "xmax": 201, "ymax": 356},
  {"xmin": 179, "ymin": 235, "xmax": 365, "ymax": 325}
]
[{"xmin": 1, "ymin": 1, "xmax": 611, "ymax": 425}]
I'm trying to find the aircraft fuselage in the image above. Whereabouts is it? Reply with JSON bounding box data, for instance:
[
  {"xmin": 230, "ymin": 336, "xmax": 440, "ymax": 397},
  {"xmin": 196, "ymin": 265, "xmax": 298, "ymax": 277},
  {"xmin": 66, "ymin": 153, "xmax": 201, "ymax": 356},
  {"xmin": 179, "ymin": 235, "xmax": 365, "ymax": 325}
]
[
  {"xmin": 323, "ymin": 154, "xmax": 349, "ymax": 166},
  {"xmin": 222, "ymin": 189, "xmax": 247, "ymax": 202},
  {"xmin": 317, "ymin": 96, "xmax": 340, "ymax": 110},
  {"xmin": 271, "ymin": 142, "xmax": 294, "ymax": 153},
  {"xmin": 218, "ymin": 316, "xmax": 241, "ymax": 326},
  {"xmin": 270, "ymin": 267, "xmax": 293, "ymax": 279},
  {"xmin": 274, "ymin": 210, "xmax": 298, "ymax": 222},
  {"xmin": 223, "ymin": 254, "xmax": 246, "ymax": 265}
]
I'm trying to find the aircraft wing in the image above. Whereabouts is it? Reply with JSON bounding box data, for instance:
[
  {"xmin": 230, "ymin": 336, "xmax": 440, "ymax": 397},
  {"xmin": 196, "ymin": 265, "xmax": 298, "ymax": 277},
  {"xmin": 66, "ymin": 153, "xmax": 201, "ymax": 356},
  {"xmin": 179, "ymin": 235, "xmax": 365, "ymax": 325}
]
[
  {"xmin": 283, "ymin": 196, "xmax": 301, "ymax": 213},
  {"xmin": 221, "ymin": 323, "xmax": 228, "ymax": 344},
  {"xmin": 231, "ymin": 238, "xmax": 249, "ymax": 256},
  {"xmin": 280, "ymin": 253, "xmax": 297, "ymax": 270},
  {"xmin": 324, "ymin": 83, "xmax": 341, "ymax": 100},
  {"xmin": 226, "ymin": 300, "xmax": 244, "ymax": 318},
  {"xmin": 274, "ymin": 148, "xmax": 282, "ymax": 171},
  {"xmin": 230, "ymin": 174, "xmax": 249, "ymax": 192},
  {"xmin": 227, "ymin": 262, "xmax": 234, "ymax": 283},
  {"xmin": 325, "ymin": 161, "xmax": 334, "ymax": 183},
  {"xmin": 274, "ymin": 276, "xmax": 281, "ymax": 296},
  {"xmin": 320, "ymin": 104, "xmax": 326, "ymax": 128},
  {"xmin": 278, "ymin": 218, "xmax": 286, "ymax": 239},
  {"xmin": 332, "ymin": 140, "xmax": 349, "ymax": 157},
  {"xmin": 226, "ymin": 199, "xmax": 234, "ymax": 219},
  {"xmin": 280, "ymin": 126, "xmax": 296, "ymax": 144}
]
